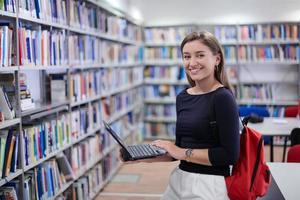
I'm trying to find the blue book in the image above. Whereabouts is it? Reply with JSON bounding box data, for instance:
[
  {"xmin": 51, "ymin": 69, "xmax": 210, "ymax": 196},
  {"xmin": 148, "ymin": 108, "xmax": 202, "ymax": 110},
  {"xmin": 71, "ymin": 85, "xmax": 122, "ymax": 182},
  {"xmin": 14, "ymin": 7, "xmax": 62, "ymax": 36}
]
[
  {"xmin": 46, "ymin": 164, "xmax": 54, "ymax": 197},
  {"xmin": 34, "ymin": 0, "xmax": 40, "ymax": 19},
  {"xmin": 25, "ymin": 36, "xmax": 31, "ymax": 63}
]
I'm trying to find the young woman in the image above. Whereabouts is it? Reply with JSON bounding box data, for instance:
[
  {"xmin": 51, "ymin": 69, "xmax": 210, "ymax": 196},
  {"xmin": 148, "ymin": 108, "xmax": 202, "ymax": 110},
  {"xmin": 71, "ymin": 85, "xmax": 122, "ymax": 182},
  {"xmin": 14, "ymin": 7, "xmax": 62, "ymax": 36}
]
[{"xmin": 124, "ymin": 31, "xmax": 240, "ymax": 200}]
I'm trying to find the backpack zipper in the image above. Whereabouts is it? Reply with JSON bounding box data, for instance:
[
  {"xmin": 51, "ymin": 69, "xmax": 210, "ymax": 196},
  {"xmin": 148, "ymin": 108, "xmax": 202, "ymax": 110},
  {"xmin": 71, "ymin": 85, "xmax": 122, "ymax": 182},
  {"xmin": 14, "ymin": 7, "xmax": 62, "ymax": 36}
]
[{"xmin": 249, "ymin": 137, "xmax": 263, "ymax": 191}]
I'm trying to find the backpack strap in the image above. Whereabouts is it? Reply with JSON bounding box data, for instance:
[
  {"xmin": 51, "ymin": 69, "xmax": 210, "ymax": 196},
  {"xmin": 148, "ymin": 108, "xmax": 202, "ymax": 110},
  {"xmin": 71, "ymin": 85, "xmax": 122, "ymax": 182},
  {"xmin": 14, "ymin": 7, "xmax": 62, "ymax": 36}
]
[{"xmin": 209, "ymin": 93, "xmax": 219, "ymax": 143}]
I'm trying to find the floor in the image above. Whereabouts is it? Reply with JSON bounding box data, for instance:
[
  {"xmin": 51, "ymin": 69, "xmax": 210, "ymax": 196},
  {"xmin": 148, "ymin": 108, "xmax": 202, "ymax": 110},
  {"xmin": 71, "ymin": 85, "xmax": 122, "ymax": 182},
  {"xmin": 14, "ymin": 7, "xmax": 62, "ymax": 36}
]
[{"xmin": 95, "ymin": 145, "xmax": 288, "ymax": 200}]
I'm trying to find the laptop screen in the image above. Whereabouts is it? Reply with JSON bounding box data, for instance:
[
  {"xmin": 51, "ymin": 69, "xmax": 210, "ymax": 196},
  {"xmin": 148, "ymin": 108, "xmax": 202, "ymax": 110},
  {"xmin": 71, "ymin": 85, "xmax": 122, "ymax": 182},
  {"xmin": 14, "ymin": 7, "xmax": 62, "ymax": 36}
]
[{"xmin": 103, "ymin": 121, "xmax": 128, "ymax": 150}]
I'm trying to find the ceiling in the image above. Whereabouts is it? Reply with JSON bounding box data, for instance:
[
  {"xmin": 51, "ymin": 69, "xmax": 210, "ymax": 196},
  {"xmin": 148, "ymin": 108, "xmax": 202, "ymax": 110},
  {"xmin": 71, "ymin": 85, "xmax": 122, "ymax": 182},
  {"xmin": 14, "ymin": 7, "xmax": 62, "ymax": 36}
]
[{"xmin": 127, "ymin": 0, "xmax": 300, "ymax": 26}]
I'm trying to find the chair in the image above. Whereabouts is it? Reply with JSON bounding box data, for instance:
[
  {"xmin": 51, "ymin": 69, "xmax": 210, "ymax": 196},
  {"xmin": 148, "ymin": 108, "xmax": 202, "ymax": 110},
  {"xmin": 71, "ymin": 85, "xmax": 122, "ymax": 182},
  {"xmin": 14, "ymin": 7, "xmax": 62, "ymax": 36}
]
[
  {"xmin": 283, "ymin": 128, "xmax": 300, "ymax": 162},
  {"xmin": 284, "ymin": 106, "xmax": 298, "ymax": 118},
  {"xmin": 239, "ymin": 106, "xmax": 270, "ymax": 117},
  {"xmin": 287, "ymin": 144, "xmax": 300, "ymax": 162}
]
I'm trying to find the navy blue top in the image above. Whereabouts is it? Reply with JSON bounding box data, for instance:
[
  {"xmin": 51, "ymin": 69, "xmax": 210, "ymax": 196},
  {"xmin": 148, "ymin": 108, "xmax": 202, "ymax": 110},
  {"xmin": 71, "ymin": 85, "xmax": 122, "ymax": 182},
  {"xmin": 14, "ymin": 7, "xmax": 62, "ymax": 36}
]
[{"xmin": 175, "ymin": 87, "xmax": 240, "ymax": 176}]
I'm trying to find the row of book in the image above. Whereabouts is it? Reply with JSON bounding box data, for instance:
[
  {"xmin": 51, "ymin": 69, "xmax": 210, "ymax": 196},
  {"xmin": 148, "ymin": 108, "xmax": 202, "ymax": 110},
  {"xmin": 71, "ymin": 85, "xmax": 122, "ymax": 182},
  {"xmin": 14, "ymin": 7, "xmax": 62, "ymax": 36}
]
[
  {"xmin": 18, "ymin": 0, "xmax": 142, "ymax": 41},
  {"xmin": 0, "ymin": 25, "xmax": 14, "ymax": 67},
  {"xmin": 144, "ymin": 26, "xmax": 195, "ymax": 43},
  {"xmin": 17, "ymin": 25, "xmax": 143, "ymax": 67},
  {"xmin": 238, "ymin": 45, "xmax": 300, "ymax": 62},
  {"xmin": 144, "ymin": 85, "xmax": 186, "ymax": 98},
  {"xmin": 144, "ymin": 65, "xmax": 186, "ymax": 81},
  {"xmin": 23, "ymin": 113, "xmax": 71, "ymax": 167},
  {"xmin": 65, "ymin": 134, "xmax": 102, "ymax": 177},
  {"xmin": 0, "ymin": 129, "xmax": 18, "ymax": 178},
  {"xmin": 59, "ymin": 162, "xmax": 103, "ymax": 200},
  {"xmin": 144, "ymin": 104, "xmax": 176, "ymax": 118},
  {"xmin": 69, "ymin": 67, "xmax": 143, "ymax": 103},
  {"xmin": 19, "ymin": 0, "xmax": 68, "ymax": 25},
  {"xmin": 0, "ymin": 0, "xmax": 15, "ymax": 13},
  {"xmin": 101, "ymin": 87, "xmax": 143, "ymax": 121},
  {"xmin": 69, "ymin": 0, "xmax": 142, "ymax": 41},
  {"xmin": 145, "ymin": 47, "xmax": 181, "ymax": 60},
  {"xmin": 18, "ymin": 26, "xmax": 68, "ymax": 66},
  {"xmin": 144, "ymin": 122, "xmax": 176, "ymax": 138},
  {"xmin": 215, "ymin": 24, "xmax": 300, "ymax": 42}
]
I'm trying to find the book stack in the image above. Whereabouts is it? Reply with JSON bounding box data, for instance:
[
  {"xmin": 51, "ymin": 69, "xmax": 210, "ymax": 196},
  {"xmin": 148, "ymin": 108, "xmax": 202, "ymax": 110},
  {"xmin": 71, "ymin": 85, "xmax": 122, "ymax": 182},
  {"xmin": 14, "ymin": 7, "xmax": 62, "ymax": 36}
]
[{"xmin": 19, "ymin": 73, "xmax": 35, "ymax": 111}]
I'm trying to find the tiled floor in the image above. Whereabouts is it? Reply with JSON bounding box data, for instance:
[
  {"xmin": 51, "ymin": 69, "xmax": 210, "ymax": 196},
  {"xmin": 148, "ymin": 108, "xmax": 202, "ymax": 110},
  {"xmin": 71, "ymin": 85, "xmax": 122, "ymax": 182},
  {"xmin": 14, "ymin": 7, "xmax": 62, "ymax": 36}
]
[{"xmin": 95, "ymin": 145, "xmax": 288, "ymax": 200}]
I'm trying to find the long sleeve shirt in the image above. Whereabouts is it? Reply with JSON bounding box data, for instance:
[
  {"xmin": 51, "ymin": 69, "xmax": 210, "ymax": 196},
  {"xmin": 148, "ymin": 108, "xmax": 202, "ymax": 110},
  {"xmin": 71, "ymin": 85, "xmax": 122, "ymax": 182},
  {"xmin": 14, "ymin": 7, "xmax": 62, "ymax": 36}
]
[{"xmin": 175, "ymin": 87, "xmax": 240, "ymax": 176}]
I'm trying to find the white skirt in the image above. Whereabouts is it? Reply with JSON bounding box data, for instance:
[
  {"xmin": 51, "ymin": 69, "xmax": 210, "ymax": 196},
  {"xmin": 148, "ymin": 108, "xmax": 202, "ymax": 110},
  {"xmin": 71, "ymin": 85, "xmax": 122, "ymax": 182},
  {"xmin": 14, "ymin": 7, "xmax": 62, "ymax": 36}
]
[{"xmin": 161, "ymin": 167, "xmax": 229, "ymax": 200}]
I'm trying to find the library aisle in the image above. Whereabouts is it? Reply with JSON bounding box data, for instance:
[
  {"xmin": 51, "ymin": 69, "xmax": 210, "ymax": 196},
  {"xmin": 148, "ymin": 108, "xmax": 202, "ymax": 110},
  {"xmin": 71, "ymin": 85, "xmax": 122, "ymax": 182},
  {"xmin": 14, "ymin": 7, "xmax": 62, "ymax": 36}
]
[
  {"xmin": 96, "ymin": 161, "xmax": 178, "ymax": 200},
  {"xmin": 96, "ymin": 146, "xmax": 286, "ymax": 200}
]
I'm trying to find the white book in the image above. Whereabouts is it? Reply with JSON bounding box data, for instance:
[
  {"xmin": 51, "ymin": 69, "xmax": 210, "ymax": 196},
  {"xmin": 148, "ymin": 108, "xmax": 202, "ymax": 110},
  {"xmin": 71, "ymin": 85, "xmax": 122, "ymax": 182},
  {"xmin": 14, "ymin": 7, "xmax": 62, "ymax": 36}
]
[{"xmin": 0, "ymin": 87, "xmax": 15, "ymax": 120}]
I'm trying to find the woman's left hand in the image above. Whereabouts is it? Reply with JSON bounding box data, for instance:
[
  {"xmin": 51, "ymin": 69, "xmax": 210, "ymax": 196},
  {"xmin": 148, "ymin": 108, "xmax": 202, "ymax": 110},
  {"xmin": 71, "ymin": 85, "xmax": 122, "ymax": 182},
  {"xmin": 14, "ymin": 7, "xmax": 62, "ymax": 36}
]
[{"xmin": 152, "ymin": 140, "xmax": 185, "ymax": 160}]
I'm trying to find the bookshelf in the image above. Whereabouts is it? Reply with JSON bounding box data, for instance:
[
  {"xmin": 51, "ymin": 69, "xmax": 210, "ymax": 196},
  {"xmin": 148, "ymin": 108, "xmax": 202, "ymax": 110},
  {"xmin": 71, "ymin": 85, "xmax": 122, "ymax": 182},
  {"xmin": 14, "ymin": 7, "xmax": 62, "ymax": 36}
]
[
  {"xmin": 143, "ymin": 25, "xmax": 196, "ymax": 139},
  {"xmin": 143, "ymin": 23, "xmax": 300, "ymax": 139},
  {"xmin": 0, "ymin": 0, "xmax": 143, "ymax": 199}
]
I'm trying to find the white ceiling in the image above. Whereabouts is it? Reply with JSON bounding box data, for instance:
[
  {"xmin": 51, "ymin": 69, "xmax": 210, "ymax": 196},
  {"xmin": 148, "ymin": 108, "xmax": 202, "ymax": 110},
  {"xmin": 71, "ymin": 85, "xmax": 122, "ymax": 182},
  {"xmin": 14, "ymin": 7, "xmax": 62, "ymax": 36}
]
[{"xmin": 127, "ymin": 0, "xmax": 300, "ymax": 26}]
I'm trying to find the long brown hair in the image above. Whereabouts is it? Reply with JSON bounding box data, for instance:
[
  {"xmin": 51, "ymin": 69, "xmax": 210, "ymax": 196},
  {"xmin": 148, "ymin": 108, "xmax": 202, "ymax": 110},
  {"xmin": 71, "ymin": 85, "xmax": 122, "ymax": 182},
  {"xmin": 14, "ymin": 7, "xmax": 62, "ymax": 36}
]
[{"xmin": 180, "ymin": 31, "xmax": 233, "ymax": 92}]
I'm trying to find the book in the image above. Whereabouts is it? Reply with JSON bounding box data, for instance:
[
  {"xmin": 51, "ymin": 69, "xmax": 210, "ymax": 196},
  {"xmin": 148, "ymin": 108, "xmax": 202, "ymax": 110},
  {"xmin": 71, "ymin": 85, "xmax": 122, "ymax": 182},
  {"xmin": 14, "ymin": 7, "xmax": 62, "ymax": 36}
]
[{"xmin": 0, "ymin": 86, "xmax": 15, "ymax": 120}]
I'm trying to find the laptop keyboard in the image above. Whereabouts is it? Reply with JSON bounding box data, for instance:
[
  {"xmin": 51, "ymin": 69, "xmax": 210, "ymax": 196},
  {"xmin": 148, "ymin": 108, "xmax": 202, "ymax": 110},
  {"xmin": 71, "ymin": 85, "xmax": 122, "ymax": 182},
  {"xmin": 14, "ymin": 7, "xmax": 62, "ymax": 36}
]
[{"xmin": 127, "ymin": 144, "xmax": 163, "ymax": 158}]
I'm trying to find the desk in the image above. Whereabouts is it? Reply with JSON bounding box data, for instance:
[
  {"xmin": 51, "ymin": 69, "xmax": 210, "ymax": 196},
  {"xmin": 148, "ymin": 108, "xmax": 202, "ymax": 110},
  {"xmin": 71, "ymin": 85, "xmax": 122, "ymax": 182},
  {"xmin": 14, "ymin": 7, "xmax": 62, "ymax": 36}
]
[
  {"xmin": 260, "ymin": 162, "xmax": 300, "ymax": 200},
  {"xmin": 247, "ymin": 117, "xmax": 300, "ymax": 162}
]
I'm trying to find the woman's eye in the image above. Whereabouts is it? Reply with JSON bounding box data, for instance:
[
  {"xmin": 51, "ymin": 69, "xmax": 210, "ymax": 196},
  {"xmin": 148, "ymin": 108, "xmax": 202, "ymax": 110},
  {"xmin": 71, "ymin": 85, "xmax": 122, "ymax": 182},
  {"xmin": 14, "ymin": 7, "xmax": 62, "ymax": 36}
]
[
  {"xmin": 197, "ymin": 54, "xmax": 204, "ymax": 58},
  {"xmin": 183, "ymin": 56, "xmax": 190, "ymax": 60}
]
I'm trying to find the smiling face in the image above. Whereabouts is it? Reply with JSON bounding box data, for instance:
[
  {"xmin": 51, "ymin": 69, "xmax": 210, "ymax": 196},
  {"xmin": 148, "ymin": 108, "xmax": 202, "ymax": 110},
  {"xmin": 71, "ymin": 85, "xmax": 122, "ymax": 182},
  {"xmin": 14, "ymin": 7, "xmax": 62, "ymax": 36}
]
[{"xmin": 182, "ymin": 40, "xmax": 220, "ymax": 84}]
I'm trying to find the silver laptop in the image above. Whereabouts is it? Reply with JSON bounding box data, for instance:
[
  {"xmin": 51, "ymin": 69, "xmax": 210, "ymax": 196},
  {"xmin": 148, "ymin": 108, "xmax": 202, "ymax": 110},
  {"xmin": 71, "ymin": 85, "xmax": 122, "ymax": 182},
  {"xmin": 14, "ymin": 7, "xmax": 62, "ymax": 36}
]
[{"xmin": 103, "ymin": 121, "xmax": 167, "ymax": 161}]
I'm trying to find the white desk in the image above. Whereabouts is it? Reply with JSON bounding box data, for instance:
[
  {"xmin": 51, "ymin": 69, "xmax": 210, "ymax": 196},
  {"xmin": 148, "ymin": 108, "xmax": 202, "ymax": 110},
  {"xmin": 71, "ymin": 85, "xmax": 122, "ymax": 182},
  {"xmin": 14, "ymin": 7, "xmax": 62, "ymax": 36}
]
[
  {"xmin": 264, "ymin": 162, "xmax": 300, "ymax": 200},
  {"xmin": 247, "ymin": 117, "xmax": 300, "ymax": 162}
]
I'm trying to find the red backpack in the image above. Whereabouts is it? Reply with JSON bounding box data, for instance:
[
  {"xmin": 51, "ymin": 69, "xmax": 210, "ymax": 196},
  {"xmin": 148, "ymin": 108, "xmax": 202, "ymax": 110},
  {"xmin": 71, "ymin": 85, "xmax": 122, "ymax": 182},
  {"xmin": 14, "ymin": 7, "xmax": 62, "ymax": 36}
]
[
  {"xmin": 209, "ymin": 95, "xmax": 271, "ymax": 200},
  {"xmin": 225, "ymin": 117, "xmax": 271, "ymax": 200}
]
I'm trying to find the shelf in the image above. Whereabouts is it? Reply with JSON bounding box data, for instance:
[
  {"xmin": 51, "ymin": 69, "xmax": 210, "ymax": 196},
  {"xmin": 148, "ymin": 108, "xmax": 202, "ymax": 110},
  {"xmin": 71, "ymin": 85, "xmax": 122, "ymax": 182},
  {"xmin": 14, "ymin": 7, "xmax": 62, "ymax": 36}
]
[
  {"xmin": 0, "ymin": 67, "xmax": 18, "ymax": 72},
  {"xmin": 0, "ymin": 10, "xmax": 16, "ymax": 18},
  {"xmin": 238, "ymin": 99, "xmax": 298, "ymax": 106},
  {"xmin": 144, "ymin": 135, "xmax": 176, "ymax": 140},
  {"xmin": 144, "ymin": 42, "xmax": 181, "ymax": 47},
  {"xmin": 108, "ymin": 103, "xmax": 142, "ymax": 123},
  {"xmin": 220, "ymin": 39, "xmax": 300, "ymax": 45},
  {"xmin": 70, "ymin": 98, "xmax": 92, "ymax": 107},
  {"xmin": 144, "ymin": 116, "xmax": 176, "ymax": 123},
  {"xmin": 0, "ymin": 118, "xmax": 21, "ymax": 129},
  {"xmin": 19, "ymin": 65, "xmax": 70, "ymax": 71},
  {"xmin": 101, "ymin": 62, "xmax": 143, "ymax": 68},
  {"xmin": 109, "ymin": 82, "xmax": 143, "ymax": 96},
  {"xmin": 144, "ymin": 79, "xmax": 188, "ymax": 85},
  {"xmin": 0, "ymin": 169, "xmax": 23, "ymax": 187},
  {"xmin": 238, "ymin": 39, "xmax": 300, "ymax": 45},
  {"xmin": 49, "ymin": 181, "xmax": 73, "ymax": 200},
  {"xmin": 18, "ymin": 14, "xmax": 69, "ymax": 30},
  {"xmin": 239, "ymin": 80, "xmax": 299, "ymax": 85},
  {"xmin": 144, "ymin": 59, "xmax": 183, "ymax": 66},
  {"xmin": 238, "ymin": 60, "xmax": 299, "ymax": 65},
  {"xmin": 144, "ymin": 98, "xmax": 176, "ymax": 104},
  {"xmin": 21, "ymin": 101, "xmax": 69, "ymax": 118}
]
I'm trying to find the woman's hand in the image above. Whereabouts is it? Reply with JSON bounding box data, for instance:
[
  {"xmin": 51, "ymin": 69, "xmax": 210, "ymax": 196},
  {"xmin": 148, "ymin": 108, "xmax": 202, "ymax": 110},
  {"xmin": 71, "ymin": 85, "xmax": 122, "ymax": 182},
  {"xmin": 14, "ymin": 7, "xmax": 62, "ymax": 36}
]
[{"xmin": 152, "ymin": 140, "xmax": 185, "ymax": 160}]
